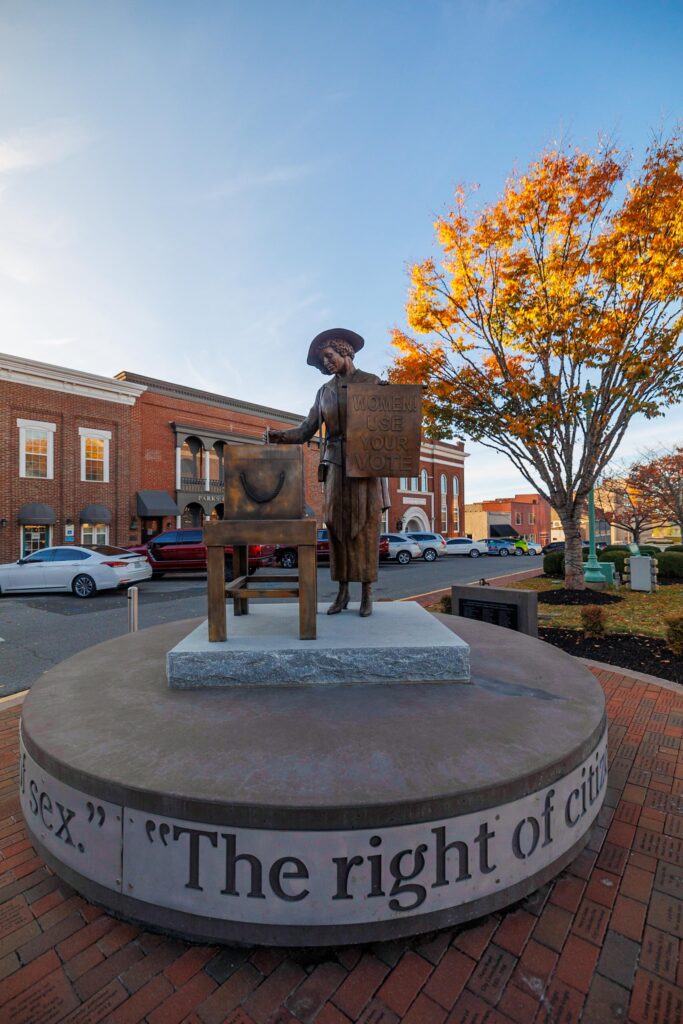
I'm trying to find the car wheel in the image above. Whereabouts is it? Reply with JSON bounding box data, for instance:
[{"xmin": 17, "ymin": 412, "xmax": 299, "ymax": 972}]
[
  {"xmin": 423, "ymin": 548, "xmax": 437, "ymax": 562},
  {"xmin": 469, "ymin": 548, "xmax": 480, "ymax": 558},
  {"xmin": 499, "ymin": 548, "xmax": 509, "ymax": 556},
  {"xmin": 72, "ymin": 574, "xmax": 96, "ymax": 598},
  {"xmin": 515, "ymin": 548, "xmax": 524, "ymax": 556},
  {"xmin": 397, "ymin": 550, "xmax": 411, "ymax": 565},
  {"xmin": 280, "ymin": 550, "xmax": 298, "ymax": 569}
]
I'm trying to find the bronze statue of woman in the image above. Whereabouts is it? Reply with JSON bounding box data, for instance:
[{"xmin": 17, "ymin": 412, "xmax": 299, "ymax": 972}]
[{"xmin": 268, "ymin": 329, "xmax": 389, "ymax": 617}]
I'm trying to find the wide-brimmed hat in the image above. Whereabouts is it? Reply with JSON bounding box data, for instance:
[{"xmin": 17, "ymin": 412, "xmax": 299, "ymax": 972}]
[{"xmin": 307, "ymin": 328, "xmax": 365, "ymax": 370}]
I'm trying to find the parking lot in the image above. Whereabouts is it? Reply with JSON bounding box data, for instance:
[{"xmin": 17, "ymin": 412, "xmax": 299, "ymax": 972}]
[{"xmin": 0, "ymin": 553, "xmax": 542, "ymax": 696}]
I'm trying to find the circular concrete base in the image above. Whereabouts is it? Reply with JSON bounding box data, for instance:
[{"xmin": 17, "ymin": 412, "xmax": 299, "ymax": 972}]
[{"xmin": 20, "ymin": 613, "xmax": 606, "ymax": 946}]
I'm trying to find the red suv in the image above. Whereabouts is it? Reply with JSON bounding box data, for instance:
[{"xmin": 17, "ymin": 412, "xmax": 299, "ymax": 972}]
[
  {"xmin": 275, "ymin": 530, "xmax": 390, "ymax": 568},
  {"xmin": 129, "ymin": 529, "xmax": 274, "ymax": 578}
]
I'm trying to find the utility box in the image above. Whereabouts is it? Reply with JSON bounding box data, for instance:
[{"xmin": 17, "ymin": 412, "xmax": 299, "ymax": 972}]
[
  {"xmin": 223, "ymin": 444, "xmax": 305, "ymax": 521},
  {"xmin": 629, "ymin": 555, "xmax": 653, "ymax": 592}
]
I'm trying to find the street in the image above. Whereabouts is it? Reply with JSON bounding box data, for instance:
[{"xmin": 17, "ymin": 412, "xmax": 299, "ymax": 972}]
[{"xmin": 0, "ymin": 553, "xmax": 542, "ymax": 696}]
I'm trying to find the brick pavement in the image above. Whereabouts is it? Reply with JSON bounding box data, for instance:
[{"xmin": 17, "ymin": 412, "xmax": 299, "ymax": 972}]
[{"xmin": 0, "ymin": 665, "xmax": 682, "ymax": 1023}]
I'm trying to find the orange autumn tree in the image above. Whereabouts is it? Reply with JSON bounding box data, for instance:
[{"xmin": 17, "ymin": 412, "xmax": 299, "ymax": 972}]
[{"xmin": 391, "ymin": 136, "xmax": 683, "ymax": 588}]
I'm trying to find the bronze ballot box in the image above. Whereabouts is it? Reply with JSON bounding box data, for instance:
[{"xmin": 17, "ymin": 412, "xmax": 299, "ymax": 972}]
[
  {"xmin": 346, "ymin": 383, "xmax": 422, "ymax": 478},
  {"xmin": 205, "ymin": 443, "xmax": 317, "ymax": 642},
  {"xmin": 223, "ymin": 443, "xmax": 304, "ymax": 520}
]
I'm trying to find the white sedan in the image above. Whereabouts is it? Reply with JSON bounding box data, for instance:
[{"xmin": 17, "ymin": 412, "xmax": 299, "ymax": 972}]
[
  {"xmin": 0, "ymin": 545, "xmax": 152, "ymax": 598},
  {"xmin": 444, "ymin": 537, "xmax": 489, "ymax": 558}
]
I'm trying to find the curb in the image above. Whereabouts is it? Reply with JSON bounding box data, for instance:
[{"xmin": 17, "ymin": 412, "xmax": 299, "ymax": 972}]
[{"xmin": 579, "ymin": 657, "xmax": 682, "ymax": 693}]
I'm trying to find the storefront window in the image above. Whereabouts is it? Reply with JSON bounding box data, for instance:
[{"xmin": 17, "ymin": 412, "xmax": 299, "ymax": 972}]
[{"xmin": 22, "ymin": 525, "xmax": 51, "ymax": 555}]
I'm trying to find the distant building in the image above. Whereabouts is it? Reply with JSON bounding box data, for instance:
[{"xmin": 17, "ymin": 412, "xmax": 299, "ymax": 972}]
[
  {"xmin": 465, "ymin": 493, "xmax": 552, "ymax": 545},
  {"xmin": 550, "ymin": 506, "xmax": 611, "ymax": 545},
  {"xmin": 387, "ymin": 440, "xmax": 467, "ymax": 535}
]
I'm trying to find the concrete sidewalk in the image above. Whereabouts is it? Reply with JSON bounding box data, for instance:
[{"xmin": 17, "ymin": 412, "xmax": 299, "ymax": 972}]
[{"xmin": 0, "ymin": 661, "xmax": 681, "ymax": 1023}]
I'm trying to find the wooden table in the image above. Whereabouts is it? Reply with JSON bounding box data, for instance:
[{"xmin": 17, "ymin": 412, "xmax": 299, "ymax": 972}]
[{"xmin": 203, "ymin": 519, "xmax": 318, "ymax": 642}]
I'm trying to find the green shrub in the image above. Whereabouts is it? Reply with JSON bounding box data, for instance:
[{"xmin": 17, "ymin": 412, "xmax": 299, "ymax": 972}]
[
  {"xmin": 666, "ymin": 544, "xmax": 683, "ymax": 553},
  {"xmin": 581, "ymin": 605, "xmax": 606, "ymax": 637},
  {"xmin": 638, "ymin": 546, "xmax": 661, "ymax": 556},
  {"xmin": 602, "ymin": 545, "xmax": 629, "ymax": 552},
  {"xmin": 664, "ymin": 612, "xmax": 683, "ymax": 655},
  {"xmin": 654, "ymin": 552, "xmax": 683, "ymax": 579},
  {"xmin": 543, "ymin": 551, "xmax": 565, "ymax": 576},
  {"xmin": 543, "ymin": 549, "xmax": 589, "ymax": 577}
]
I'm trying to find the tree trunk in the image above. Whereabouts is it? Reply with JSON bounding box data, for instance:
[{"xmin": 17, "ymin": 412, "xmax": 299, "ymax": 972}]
[{"xmin": 559, "ymin": 513, "xmax": 585, "ymax": 590}]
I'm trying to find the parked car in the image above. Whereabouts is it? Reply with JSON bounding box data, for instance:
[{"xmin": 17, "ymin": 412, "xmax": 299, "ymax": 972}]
[
  {"xmin": 541, "ymin": 540, "xmax": 609, "ymax": 555},
  {"xmin": 512, "ymin": 539, "xmax": 529, "ymax": 555},
  {"xmin": 380, "ymin": 533, "xmax": 422, "ymax": 564},
  {"xmin": 405, "ymin": 532, "xmax": 447, "ymax": 561},
  {"xmin": 0, "ymin": 545, "xmax": 152, "ymax": 598},
  {"xmin": 482, "ymin": 538, "xmax": 517, "ymax": 557},
  {"xmin": 525, "ymin": 542, "xmax": 543, "ymax": 555},
  {"xmin": 274, "ymin": 529, "xmax": 330, "ymax": 569},
  {"xmin": 444, "ymin": 537, "xmax": 488, "ymax": 558},
  {"xmin": 129, "ymin": 529, "xmax": 274, "ymax": 577}
]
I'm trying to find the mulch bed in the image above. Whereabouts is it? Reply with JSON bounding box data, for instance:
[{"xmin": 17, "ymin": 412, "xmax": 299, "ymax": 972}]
[
  {"xmin": 539, "ymin": 626, "xmax": 683, "ymax": 684},
  {"xmin": 538, "ymin": 587, "xmax": 623, "ymax": 606}
]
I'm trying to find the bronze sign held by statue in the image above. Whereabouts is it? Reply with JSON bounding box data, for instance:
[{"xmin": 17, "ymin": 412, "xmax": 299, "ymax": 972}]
[{"xmin": 346, "ymin": 384, "xmax": 422, "ymax": 478}]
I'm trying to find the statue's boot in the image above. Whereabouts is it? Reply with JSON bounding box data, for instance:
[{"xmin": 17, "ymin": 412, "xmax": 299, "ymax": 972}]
[
  {"xmin": 327, "ymin": 582, "xmax": 350, "ymax": 615},
  {"xmin": 359, "ymin": 582, "xmax": 373, "ymax": 617}
]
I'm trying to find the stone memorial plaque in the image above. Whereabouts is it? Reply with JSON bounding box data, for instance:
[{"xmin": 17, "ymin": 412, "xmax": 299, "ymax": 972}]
[
  {"xmin": 655, "ymin": 861, "xmax": 683, "ymax": 899},
  {"xmin": 19, "ymin": 737, "xmax": 122, "ymax": 890},
  {"xmin": 346, "ymin": 384, "xmax": 422, "ymax": 478}
]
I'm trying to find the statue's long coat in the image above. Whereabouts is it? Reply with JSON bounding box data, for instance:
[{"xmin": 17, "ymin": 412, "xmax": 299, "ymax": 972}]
[{"xmin": 282, "ymin": 369, "xmax": 389, "ymax": 583}]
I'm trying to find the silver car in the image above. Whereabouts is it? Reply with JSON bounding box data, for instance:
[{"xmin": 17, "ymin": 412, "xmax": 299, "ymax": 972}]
[
  {"xmin": 0, "ymin": 545, "xmax": 152, "ymax": 598},
  {"xmin": 405, "ymin": 532, "xmax": 448, "ymax": 561},
  {"xmin": 380, "ymin": 533, "xmax": 422, "ymax": 565}
]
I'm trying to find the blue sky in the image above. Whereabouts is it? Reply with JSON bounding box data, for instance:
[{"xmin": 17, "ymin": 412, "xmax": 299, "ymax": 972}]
[{"xmin": 1, "ymin": 0, "xmax": 681, "ymax": 500}]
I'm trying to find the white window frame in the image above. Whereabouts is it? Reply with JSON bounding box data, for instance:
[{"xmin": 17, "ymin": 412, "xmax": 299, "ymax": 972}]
[
  {"xmin": 79, "ymin": 427, "xmax": 111, "ymax": 483},
  {"xmin": 18, "ymin": 419, "xmax": 56, "ymax": 479},
  {"xmin": 81, "ymin": 522, "xmax": 109, "ymax": 546},
  {"xmin": 420, "ymin": 469, "xmax": 428, "ymax": 493}
]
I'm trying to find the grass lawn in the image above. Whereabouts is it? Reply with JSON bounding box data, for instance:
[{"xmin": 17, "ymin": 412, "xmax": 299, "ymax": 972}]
[{"xmin": 505, "ymin": 577, "xmax": 683, "ymax": 637}]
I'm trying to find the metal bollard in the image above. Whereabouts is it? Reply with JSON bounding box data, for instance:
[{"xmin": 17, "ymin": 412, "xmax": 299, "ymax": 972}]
[{"xmin": 127, "ymin": 586, "xmax": 139, "ymax": 633}]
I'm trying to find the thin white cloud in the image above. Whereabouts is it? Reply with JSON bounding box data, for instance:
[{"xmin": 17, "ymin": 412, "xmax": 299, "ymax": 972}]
[
  {"xmin": 199, "ymin": 161, "xmax": 319, "ymax": 201},
  {"xmin": 0, "ymin": 120, "xmax": 88, "ymax": 175}
]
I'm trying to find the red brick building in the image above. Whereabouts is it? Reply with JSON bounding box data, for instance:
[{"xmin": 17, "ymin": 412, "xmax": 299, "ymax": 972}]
[
  {"xmin": 0, "ymin": 353, "xmax": 145, "ymax": 562},
  {"xmin": 0, "ymin": 353, "xmax": 468, "ymax": 561},
  {"xmin": 385, "ymin": 440, "xmax": 467, "ymax": 536},
  {"xmin": 465, "ymin": 493, "xmax": 552, "ymax": 546},
  {"xmin": 117, "ymin": 372, "xmax": 323, "ymax": 543}
]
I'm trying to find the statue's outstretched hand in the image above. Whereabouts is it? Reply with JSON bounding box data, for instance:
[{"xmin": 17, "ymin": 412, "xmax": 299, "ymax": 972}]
[{"xmin": 266, "ymin": 429, "xmax": 287, "ymax": 443}]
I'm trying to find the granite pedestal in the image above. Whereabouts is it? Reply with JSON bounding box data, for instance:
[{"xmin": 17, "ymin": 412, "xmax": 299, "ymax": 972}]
[
  {"xmin": 19, "ymin": 614, "xmax": 606, "ymax": 946},
  {"xmin": 166, "ymin": 601, "xmax": 471, "ymax": 688}
]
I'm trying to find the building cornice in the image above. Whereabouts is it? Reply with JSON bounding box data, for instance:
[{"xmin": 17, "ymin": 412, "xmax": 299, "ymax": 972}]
[
  {"xmin": 0, "ymin": 352, "xmax": 146, "ymax": 406},
  {"xmin": 116, "ymin": 371, "xmax": 305, "ymax": 425}
]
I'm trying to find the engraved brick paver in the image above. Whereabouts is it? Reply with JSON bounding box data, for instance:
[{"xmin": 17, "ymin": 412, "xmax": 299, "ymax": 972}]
[{"xmin": 0, "ymin": 666, "xmax": 682, "ymax": 1020}]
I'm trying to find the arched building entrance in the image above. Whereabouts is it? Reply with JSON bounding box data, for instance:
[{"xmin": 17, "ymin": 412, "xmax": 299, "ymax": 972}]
[
  {"xmin": 182, "ymin": 502, "xmax": 205, "ymax": 528},
  {"xmin": 402, "ymin": 507, "xmax": 431, "ymax": 532}
]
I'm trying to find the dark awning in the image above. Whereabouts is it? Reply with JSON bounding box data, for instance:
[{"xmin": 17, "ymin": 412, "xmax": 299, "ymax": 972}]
[
  {"xmin": 490, "ymin": 524, "xmax": 520, "ymax": 538},
  {"xmin": 80, "ymin": 504, "xmax": 112, "ymax": 524},
  {"xmin": 17, "ymin": 503, "xmax": 56, "ymax": 525},
  {"xmin": 136, "ymin": 490, "xmax": 180, "ymax": 517}
]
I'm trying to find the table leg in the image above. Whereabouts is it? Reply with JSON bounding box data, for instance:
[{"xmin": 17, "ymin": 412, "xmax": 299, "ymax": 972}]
[
  {"xmin": 298, "ymin": 544, "xmax": 317, "ymax": 640},
  {"xmin": 207, "ymin": 546, "xmax": 227, "ymax": 642},
  {"xmin": 235, "ymin": 544, "xmax": 249, "ymax": 615}
]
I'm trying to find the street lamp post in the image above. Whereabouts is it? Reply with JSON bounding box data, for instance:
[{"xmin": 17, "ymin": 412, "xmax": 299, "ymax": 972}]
[{"xmin": 583, "ymin": 386, "xmax": 605, "ymax": 584}]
